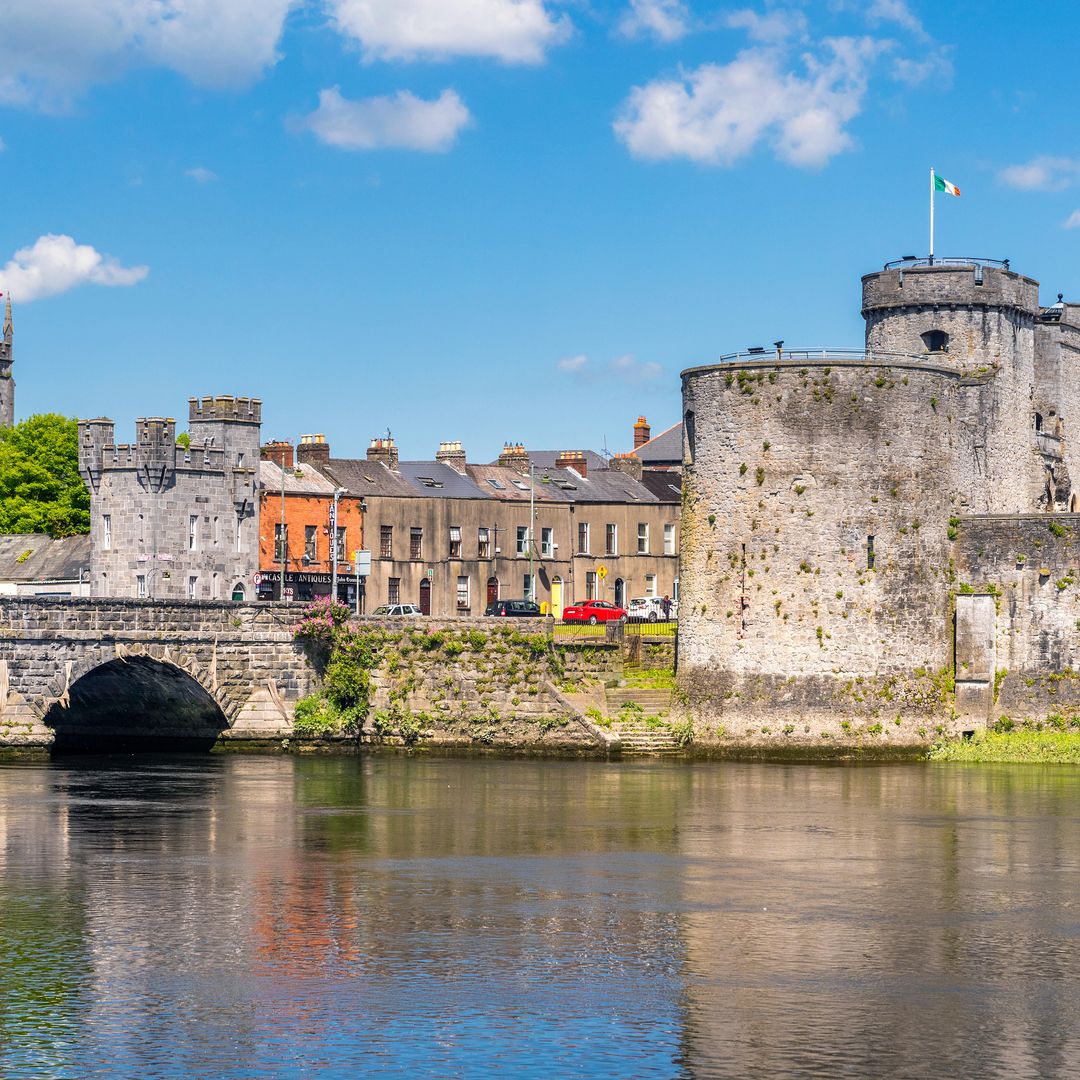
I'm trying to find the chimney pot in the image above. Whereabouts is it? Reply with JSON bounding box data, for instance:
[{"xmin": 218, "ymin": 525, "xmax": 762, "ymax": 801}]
[
  {"xmin": 296, "ymin": 433, "xmax": 331, "ymax": 470},
  {"xmin": 260, "ymin": 440, "xmax": 294, "ymax": 469},
  {"xmin": 633, "ymin": 415, "xmax": 651, "ymax": 449}
]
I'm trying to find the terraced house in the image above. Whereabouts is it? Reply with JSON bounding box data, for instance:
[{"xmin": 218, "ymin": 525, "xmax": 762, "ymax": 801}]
[{"xmin": 267, "ymin": 434, "xmax": 680, "ymax": 617}]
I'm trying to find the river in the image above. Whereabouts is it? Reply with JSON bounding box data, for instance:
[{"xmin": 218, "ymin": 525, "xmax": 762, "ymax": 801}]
[{"xmin": 0, "ymin": 754, "xmax": 1077, "ymax": 1078}]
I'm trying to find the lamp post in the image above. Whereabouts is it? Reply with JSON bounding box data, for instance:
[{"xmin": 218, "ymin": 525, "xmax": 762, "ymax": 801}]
[
  {"xmin": 279, "ymin": 463, "xmax": 288, "ymax": 603},
  {"xmin": 330, "ymin": 487, "xmax": 346, "ymax": 603}
]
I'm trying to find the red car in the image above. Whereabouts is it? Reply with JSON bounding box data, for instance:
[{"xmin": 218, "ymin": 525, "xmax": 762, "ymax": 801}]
[{"xmin": 562, "ymin": 600, "xmax": 627, "ymax": 625}]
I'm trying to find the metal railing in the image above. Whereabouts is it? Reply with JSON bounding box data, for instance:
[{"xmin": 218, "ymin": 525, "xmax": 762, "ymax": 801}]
[
  {"xmin": 882, "ymin": 256, "xmax": 1010, "ymax": 271},
  {"xmin": 715, "ymin": 347, "xmax": 924, "ymax": 365}
]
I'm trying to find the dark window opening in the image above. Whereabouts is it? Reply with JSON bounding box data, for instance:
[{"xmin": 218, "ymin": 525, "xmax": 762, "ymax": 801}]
[
  {"xmin": 867, "ymin": 535, "xmax": 876, "ymax": 570},
  {"xmin": 921, "ymin": 330, "xmax": 949, "ymax": 354},
  {"xmin": 1035, "ymin": 412, "xmax": 1044, "ymax": 432},
  {"xmin": 684, "ymin": 410, "xmax": 696, "ymax": 464}
]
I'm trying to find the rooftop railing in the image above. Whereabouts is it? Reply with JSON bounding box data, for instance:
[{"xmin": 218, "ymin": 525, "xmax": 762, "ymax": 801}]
[
  {"xmin": 714, "ymin": 347, "xmax": 926, "ymax": 365},
  {"xmin": 881, "ymin": 256, "xmax": 1010, "ymax": 271}
]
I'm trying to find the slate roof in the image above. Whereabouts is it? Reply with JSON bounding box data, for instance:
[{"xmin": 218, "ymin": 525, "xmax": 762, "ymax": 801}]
[
  {"xmin": 465, "ymin": 464, "xmax": 571, "ymax": 503},
  {"xmin": 547, "ymin": 467, "xmax": 659, "ymax": 503},
  {"xmin": 0, "ymin": 533, "xmax": 90, "ymax": 582},
  {"xmin": 259, "ymin": 460, "xmax": 338, "ymax": 495},
  {"xmin": 398, "ymin": 461, "xmax": 490, "ymax": 500},
  {"xmin": 634, "ymin": 422, "xmax": 683, "ymax": 466},
  {"xmin": 317, "ymin": 458, "xmax": 423, "ymax": 499},
  {"xmin": 525, "ymin": 449, "xmax": 609, "ymax": 473},
  {"xmin": 639, "ymin": 469, "xmax": 684, "ymax": 503}
]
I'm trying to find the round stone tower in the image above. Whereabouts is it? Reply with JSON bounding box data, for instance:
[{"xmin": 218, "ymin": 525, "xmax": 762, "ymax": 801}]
[{"xmin": 862, "ymin": 258, "xmax": 1039, "ymax": 368}]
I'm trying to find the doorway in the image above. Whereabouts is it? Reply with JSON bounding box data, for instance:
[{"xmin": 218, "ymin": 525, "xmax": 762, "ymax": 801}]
[
  {"xmin": 551, "ymin": 576, "xmax": 563, "ymax": 619},
  {"xmin": 487, "ymin": 576, "xmax": 499, "ymax": 605},
  {"xmin": 614, "ymin": 577, "xmax": 625, "ymax": 608},
  {"xmin": 419, "ymin": 578, "xmax": 431, "ymax": 615}
]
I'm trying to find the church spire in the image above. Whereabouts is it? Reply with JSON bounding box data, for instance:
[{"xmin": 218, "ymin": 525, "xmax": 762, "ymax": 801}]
[{"xmin": 2, "ymin": 296, "xmax": 11, "ymax": 344}]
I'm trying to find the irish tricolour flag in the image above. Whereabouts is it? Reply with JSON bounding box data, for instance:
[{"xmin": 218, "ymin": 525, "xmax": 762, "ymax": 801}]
[{"xmin": 934, "ymin": 172, "xmax": 960, "ymax": 197}]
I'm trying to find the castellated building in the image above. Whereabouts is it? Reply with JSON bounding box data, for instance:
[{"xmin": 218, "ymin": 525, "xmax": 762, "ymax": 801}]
[
  {"xmin": 679, "ymin": 257, "xmax": 1080, "ymax": 745},
  {"xmin": 0, "ymin": 298, "xmax": 14, "ymax": 429},
  {"xmin": 79, "ymin": 396, "xmax": 261, "ymax": 601}
]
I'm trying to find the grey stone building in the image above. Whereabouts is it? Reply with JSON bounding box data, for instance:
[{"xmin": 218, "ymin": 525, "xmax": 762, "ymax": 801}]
[
  {"xmin": 0, "ymin": 298, "xmax": 13, "ymax": 429},
  {"xmin": 679, "ymin": 255, "xmax": 1080, "ymax": 740},
  {"xmin": 79, "ymin": 396, "xmax": 261, "ymax": 600}
]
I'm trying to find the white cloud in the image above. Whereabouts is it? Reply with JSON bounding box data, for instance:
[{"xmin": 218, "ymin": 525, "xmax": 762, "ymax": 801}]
[
  {"xmin": 892, "ymin": 47, "xmax": 952, "ymax": 86},
  {"xmin": 1000, "ymin": 156, "xmax": 1080, "ymax": 192},
  {"xmin": 184, "ymin": 166, "xmax": 217, "ymax": 183},
  {"xmin": 0, "ymin": 234, "xmax": 148, "ymax": 303},
  {"xmin": 611, "ymin": 353, "xmax": 662, "ymax": 382},
  {"xmin": 328, "ymin": 0, "xmax": 571, "ymax": 64},
  {"xmin": 614, "ymin": 37, "xmax": 883, "ymax": 168},
  {"xmin": 725, "ymin": 8, "xmax": 807, "ymax": 44},
  {"xmin": 302, "ymin": 87, "xmax": 471, "ymax": 152},
  {"xmin": 556, "ymin": 352, "xmax": 662, "ymax": 383},
  {"xmin": 1064, "ymin": 210, "xmax": 1080, "ymax": 230},
  {"xmin": 865, "ymin": 0, "xmax": 925, "ymax": 38},
  {"xmin": 618, "ymin": 0, "xmax": 691, "ymax": 43},
  {"xmin": 0, "ymin": 0, "xmax": 296, "ymax": 110},
  {"xmin": 557, "ymin": 353, "xmax": 589, "ymax": 372}
]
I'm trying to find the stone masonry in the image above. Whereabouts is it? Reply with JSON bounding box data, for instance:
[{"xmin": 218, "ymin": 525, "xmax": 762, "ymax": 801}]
[
  {"xmin": 679, "ymin": 257, "xmax": 1080, "ymax": 746},
  {"xmin": 79, "ymin": 396, "xmax": 261, "ymax": 601},
  {"xmin": 0, "ymin": 298, "xmax": 13, "ymax": 429}
]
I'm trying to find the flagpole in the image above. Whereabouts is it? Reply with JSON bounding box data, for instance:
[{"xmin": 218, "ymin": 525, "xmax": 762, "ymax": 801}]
[{"xmin": 929, "ymin": 167, "xmax": 935, "ymax": 263}]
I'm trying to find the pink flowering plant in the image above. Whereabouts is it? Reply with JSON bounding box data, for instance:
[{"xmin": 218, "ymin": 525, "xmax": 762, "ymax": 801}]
[{"xmin": 292, "ymin": 596, "xmax": 352, "ymax": 649}]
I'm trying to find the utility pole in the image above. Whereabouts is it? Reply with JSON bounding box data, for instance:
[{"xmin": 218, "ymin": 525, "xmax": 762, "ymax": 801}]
[
  {"xmin": 280, "ymin": 462, "xmax": 288, "ymax": 602},
  {"xmin": 528, "ymin": 462, "xmax": 536, "ymax": 602}
]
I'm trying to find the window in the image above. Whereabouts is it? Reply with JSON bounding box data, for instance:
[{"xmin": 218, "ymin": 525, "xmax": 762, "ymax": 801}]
[
  {"xmin": 236, "ymin": 511, "xmax": 244, "ymax": 552},
  {"xmin": 486, "ymin": 478, "xmax": 506, "ymax": 490},
  {"xmin": 586, "ymin": 571, "xmax": 598, "ymax": 600},
  {"xmin": 921, "ymin": 329, "xmax": 949, "ymax": 353},
  {"xmin": 457, "ymin": 575, "xmax": 470, "ymax": 608},
  {"xmin": 417, "ymin": 476, "xmax": 444, "ymax": 489},
  {"xmin": 637, "ymin": 523, "xmax": 649, "ymax": 554},
  {"xmin": 867, "ymin": 535, "xmax": 876, "ymax": 570},
  {"xmin": 410, "ymin": 528, "xmax": 423, "ymax": 560},
  {"xmin": 449, "ymin": 526, "xmax": 462, "ymax": 559},
  {"xmin": 336, "ymin": 527, "xmax": 346, "ymax": 562},
  {"xmin": 212, "ymin": 517, "xmax": 220, "ymax": 546},
  {"xmin": 673, "ymin": 576, "xmax": 679, "ymax": 602},
  {"xmin": 645, "ymin": 574, "xmax": 657, "ymax": 597},
  {"xmin": 136, "ymin": 574, "xmax": 146, "ymax": 598},
  {"xmin": 388, "ymin": 577, "xmax": 401, "ymax": 604},
  {"xmin": 664, "ymin": 523, "xmax": 676, "ymax": 555},
  {"xmin": 684, "ymin": 410, "xmax": 696, "ymax": 464},
  {"xmin": 380, "ymin": 525, "xmax": 393, "ymax": 559},
  {"xmin": 232, "ymin": 582, "xmax": 246, "ymax": 601},
  {"xmin": 237, "ymin": 451, "xmax": 245, "ymax": 467},
  {"xmin": 188, "ymin": 576, "xmax": 198, "ymax": 599},
  {"xmin": 305, "ymin": 525, "xmax": 318, "ymax": 562},
  {"xmin": 478, "ymin": 527, "xmax": 491, "ymax": 559},
  {"xmin": 516, "ymin": 526, "xmax": 529, "ymax": 557},
  {"xmin": 274, "ymin": 523, "xmax": 287, "ymax": 562},
  {"xmin": 523, "ymin": 573, "xmax": 533, "ymax": 601},
  {"xmin": 578, "ymin": 522, "xmax": 589, "ymax": 554},
  {"xmin": 137, "ymin": 514, "xmax": 144, "ymax": 544},
  {"xmin": 102, "ymin": 514, "xmax": 112, "ymax": 550},
  {"xmin": 605, "ymin": 523, "xmax": 617, "ymax": 556},
  {"xmin": 541, "ymin": 527, "xmax": 553, "ymax": 557},
  {"xmin": 189, "ymin": 515, "xmax": 199, "ymax": 551}
]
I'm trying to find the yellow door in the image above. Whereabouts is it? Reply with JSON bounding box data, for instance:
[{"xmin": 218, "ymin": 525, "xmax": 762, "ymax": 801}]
[{"xmin": 551, "ymin": 577, "xmax": 563, "ymax": 619}]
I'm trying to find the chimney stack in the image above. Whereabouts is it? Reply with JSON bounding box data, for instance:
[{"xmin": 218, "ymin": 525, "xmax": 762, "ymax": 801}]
[
  {"xmin": 367, "ymin": 436, "xmax": 399, "ymax": 470},
  {"xmin": 609, "ymin": 452, "xmax": 642, "ymax": 481},
  {"xmin": 436, "ymin": 440, "xmax": 467, "ymax": 474},
  {"xmin": 261, "ymin": 440, "xmax": 294, "ymax": 469},
  {"xmin": 633, "ymin": 415, "xmax": 651, "ymax": 449},
  {"xmin": 296, "ymin": 433, "xmax": 330, "ymax": 470},
  {"xmin": 497, "ymin": 442, "xmax": 530, "ymax": 475},
  {"xmin": 555, "ymin": 450, "xmax": 588, "ymax": 478}
]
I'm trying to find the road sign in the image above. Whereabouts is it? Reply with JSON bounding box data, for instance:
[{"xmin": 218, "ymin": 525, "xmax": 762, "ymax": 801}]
[
  {"xmin": 353, "ymin": 550, "xmax": 372, "ymax": 577},
  {"xmin": 598, "ymin": 565, "xmax": 608, "ymax": 580},
  {"xmin": 251, "ymin": 572, "xmax": 262, "ymax": 586}
]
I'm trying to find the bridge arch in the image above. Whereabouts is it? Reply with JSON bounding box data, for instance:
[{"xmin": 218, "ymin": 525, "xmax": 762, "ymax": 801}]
[{"xmin": 43, "ymin": 654, "xmax": 230, "ymax": 753}]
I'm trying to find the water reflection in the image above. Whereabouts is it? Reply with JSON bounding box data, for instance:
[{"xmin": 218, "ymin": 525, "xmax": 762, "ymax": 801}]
[{"xmin": 0, "ymin": 756, "xmax": 1077, "ymax": 1077}]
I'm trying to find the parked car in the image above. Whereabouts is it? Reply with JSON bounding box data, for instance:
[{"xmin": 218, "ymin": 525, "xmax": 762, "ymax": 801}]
[
  {"xmin": 562, "ymin": 600, "xmax": 627, "ymax": 625},
  {"xmin": 626, "ymin": 597, "xmax": 678, "ymax": 623},
  {"xmin": 484, "ymin": 599, "xmax": 543, "ymax": 617},
  {"xmin": 371, "ymin": 603, "xmax": 423, "ymax": 617}
]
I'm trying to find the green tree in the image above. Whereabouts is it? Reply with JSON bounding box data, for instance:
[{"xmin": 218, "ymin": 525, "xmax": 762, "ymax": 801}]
[{"xmin": 0, "ymin": 414, "xmax": 90, "ymax": 537}]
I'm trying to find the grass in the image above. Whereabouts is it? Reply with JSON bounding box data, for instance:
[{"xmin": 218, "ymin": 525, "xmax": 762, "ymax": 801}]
[
  {"xmin": 929, "ymin": 730, "xmax": 1080, "ymax": 763},
  {"xmin": 551, "ymin": 621, "xmax": 677, "ymax": 640}
]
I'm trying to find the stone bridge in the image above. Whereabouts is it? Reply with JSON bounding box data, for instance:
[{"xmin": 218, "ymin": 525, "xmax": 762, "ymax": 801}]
[{"xmin": 0, "ymin": 599, "xmax": 313, "ymax": 751}]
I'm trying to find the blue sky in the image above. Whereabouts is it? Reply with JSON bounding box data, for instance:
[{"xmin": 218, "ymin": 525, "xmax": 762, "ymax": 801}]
[{"xmin": 1, "ymin": 0, "xmax": 1077, "ymax": 461}]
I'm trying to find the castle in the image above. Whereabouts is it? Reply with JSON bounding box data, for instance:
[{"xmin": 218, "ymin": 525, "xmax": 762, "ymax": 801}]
[
  {"xmin": 0, "ymin": 297, "xmax": 14, "ymax": 429},
  {"xmin": 78, "ymin": 396, "xmax": 262, "ymax": 601},
  {"xmin": 679, "ymin": 257, "xmax": 1080, "ymax": 744}
]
